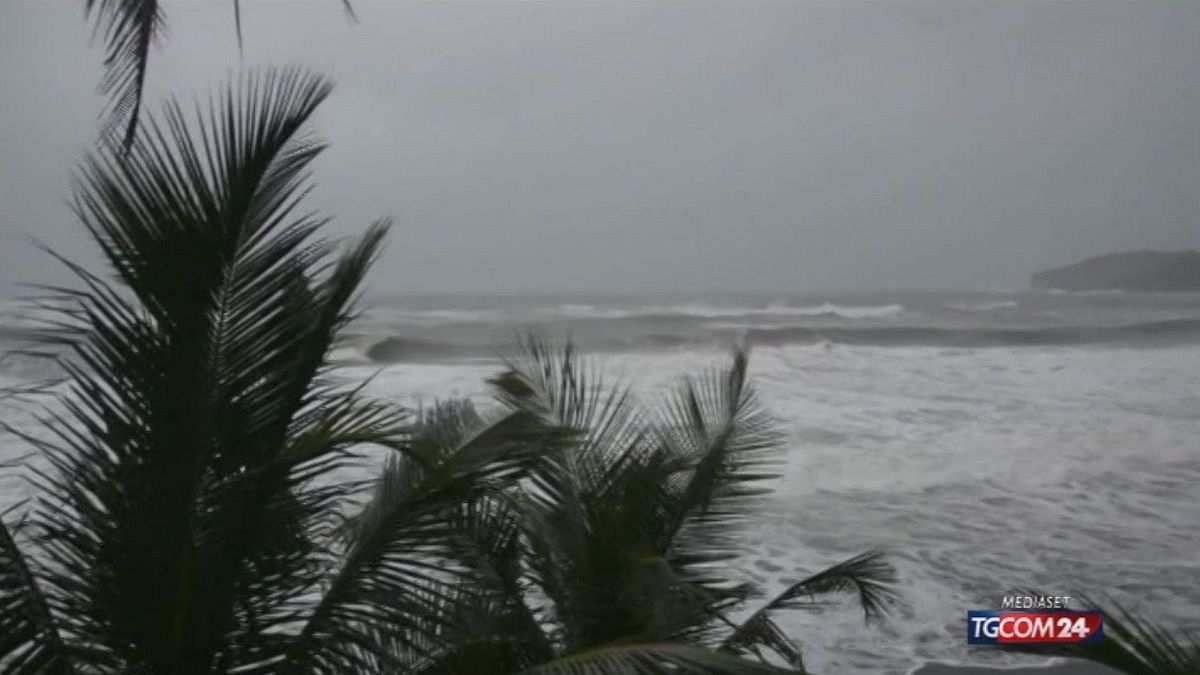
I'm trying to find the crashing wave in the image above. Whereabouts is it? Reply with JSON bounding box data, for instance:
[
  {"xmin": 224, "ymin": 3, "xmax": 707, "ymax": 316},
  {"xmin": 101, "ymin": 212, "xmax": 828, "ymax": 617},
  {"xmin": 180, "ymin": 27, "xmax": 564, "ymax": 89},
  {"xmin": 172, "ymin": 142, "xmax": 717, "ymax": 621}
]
[
  {"xmin": 556, "ymin": 302, "xmax": 904, "ymax": 320},
  {"xmin": 747, "ymin": 317, "xmax": 1200, "ymax": 349},
  {"xmin": 945, "ymin": 300, "xmax": 1019, "ymax": 312}
]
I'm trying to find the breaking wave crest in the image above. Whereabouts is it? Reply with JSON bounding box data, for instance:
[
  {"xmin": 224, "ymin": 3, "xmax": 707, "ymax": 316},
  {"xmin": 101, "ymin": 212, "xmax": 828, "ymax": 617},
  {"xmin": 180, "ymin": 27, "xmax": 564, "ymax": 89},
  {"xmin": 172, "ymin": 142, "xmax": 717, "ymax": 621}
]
[
  {"xmin": 944, "ymin": 299, "xmax": 1019, "ymax": 312},
  {"xmin": 557, "ymin": 302, "xmax": 905, "ymax": 320},
  {"xmin": 358, "ymin": 317, "xmax": 1200, "ymax": 363},
  {"xmin": 747, "ymin": 317, "xmax": 1200, "ymax": 348},
  {"xmin": 361, "ymin": 302, "xmax": 906, "ymax": 324}
]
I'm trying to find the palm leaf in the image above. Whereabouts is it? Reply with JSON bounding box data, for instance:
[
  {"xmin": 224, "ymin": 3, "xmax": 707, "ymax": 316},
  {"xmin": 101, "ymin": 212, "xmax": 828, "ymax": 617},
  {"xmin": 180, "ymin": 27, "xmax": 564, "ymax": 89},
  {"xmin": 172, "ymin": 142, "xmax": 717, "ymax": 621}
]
[
  {"xmin": 653, "ymin": 348, "xmax": 784, "ymax": 593},
  {"xmin": 1002, "ymin": 596, "xmax": 1200, "ymax": 675},
  {"xmin": 0, "ymin": 507, "xmax": 72, "ymax": 674},
  {"xmin": 491, "ymin": 338, "xmax": 712, "ymax": 653},
  {"xmin": 489, "ymin": 337, "xmax": 656, "ymax": 650},
  {"xmin": 748, "ymin": 550, "xmax": 897, "ymax": 621},
  {"xmin": 397, "ymin": 494, "xmax": 555, "ymax": 675},
  {"xmin": 84, "ymin": 0, "xmax": 163, "ymax": 149},
  {"xmin": 84, "ymin": 0, "xmax": 356, "ymax": 149},
  {"xmin": 721, "ymin": 550, "xmax": 898, "ymax": 666},
  {"xmin": 490, "ymin": 336, "xmax": 647, "ymax": 512},
  {"xmin": 13, "ymin": 66, "xmax": 401, "ymax": 673},
  {"xmin": 285, "ymin": 404, "xmax": 562, "ymax": 673},
  {"xmin": 482, "ymin": 341, "xmax": 885, "ymax": 671}
]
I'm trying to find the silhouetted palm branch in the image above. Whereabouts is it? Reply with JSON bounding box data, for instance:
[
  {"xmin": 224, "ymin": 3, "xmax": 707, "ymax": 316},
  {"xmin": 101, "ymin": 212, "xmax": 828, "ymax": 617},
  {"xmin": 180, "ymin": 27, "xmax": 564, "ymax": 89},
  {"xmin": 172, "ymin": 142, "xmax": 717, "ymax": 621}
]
[
  {"xmin": 654, "ymin": 348, "xmax": 785, "ymax": 595},
  {"xmin": 1003, "ymin": 596, "xmax": 1200, "ymax": 675},
  {"xmin": 0, "ymin": 507, "xmax": 71, "ymax": 674},
  {"xmin": 285, "ymin": 403, "xmax": 559, "ymax": 673},
  {"xmin": 480, "ymin": 341, "xmax": 898, "ymax": 672},
  {"xmin": 84, "ymin": 0, "xmax": 355, "ymax": 149},
  {"xmin": 720, "ymin": 550, "xmax": 899, "ymax": 668},
  {"xmin": 85, "ymin": 0, "xmax": 163, "ymax": 149},
  {"xmin": 0, "ymin": 66, "xmax": 451, "ymax": 674}
]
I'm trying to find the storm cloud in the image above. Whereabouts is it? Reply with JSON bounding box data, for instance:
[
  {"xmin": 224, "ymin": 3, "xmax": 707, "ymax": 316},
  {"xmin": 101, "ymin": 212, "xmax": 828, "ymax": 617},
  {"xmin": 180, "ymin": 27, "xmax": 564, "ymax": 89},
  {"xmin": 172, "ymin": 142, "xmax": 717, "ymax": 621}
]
[{"xmin": 2, "ymin": 0, "xmax": 1197, "ymax": 294}]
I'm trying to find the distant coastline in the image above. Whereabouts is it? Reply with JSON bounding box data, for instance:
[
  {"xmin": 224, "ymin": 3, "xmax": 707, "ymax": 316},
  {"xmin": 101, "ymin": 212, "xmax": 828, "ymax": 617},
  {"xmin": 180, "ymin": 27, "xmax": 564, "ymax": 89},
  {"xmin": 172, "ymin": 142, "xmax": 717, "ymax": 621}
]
[{"xmin": 1032, "ymin": 250, "xmax": 1200, "ymax": 292}]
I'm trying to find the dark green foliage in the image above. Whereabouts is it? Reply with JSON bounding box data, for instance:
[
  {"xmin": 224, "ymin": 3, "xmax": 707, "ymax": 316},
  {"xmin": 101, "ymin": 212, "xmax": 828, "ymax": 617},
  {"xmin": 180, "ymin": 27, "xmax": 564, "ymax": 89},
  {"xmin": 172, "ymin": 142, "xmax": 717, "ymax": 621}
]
[
  {"xmin": 0, "ymin": 67, "xmax": 463, "ymax": 674},
  {"xmin": 0, "ymin": 506, "xmax": 69, "ymax": 674},
  {"xmin": 409, "ymin": 337, "xmax": 901, "ymax": 674}
]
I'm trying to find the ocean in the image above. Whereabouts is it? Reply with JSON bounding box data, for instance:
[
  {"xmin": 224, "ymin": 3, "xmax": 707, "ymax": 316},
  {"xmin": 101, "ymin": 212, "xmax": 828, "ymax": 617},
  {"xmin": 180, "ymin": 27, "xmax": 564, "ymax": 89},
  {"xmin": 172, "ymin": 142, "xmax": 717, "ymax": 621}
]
[{"xmin": 3, "ymin": 289, "xmax": 1199, "ymax": 674}]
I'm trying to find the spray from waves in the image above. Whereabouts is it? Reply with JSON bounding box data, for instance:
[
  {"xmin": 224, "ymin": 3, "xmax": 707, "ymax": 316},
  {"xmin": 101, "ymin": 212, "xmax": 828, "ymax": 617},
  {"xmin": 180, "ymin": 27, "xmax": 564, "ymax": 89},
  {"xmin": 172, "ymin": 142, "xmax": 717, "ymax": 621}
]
[
  {"xmin": 356, "ymin": 333, "xmax": 708, "ymax": 363},
  {"xmin": 944, "ymin": 300, "xmax": 1019, "ymax": 312},
  {"xmin": 557, "ymin": 302, "xmax": 905, "ymax": 320},
  {"xmin": 355, "ymin": 317, "xmax": 1200, "ymax": 364},
  {"xmin": 362, "ymin": 307, "xmax": 510, "ymax": 324},
  {"xmin": 747, "ymin": 317, "xmax": 1200, "ymax": 349},
  {"xmin": 359, "ymin": 303, "xmax": 905, "ymax": 324}
]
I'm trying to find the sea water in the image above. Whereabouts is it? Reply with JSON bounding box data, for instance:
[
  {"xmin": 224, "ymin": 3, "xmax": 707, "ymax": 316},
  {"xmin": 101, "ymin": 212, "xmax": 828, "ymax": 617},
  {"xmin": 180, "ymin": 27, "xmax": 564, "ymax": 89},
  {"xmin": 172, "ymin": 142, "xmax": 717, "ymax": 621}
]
[{"xmin": 3, "ymin": 290, "xmax": 1199, "ymax": 674}]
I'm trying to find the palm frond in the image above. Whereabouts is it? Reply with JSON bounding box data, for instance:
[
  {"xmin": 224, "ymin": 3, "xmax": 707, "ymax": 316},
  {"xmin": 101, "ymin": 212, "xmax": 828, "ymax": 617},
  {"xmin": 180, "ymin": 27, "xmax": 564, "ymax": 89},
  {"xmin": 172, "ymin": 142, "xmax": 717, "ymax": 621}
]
[
  {"xmin": 234, "ymin": 0, "xmax": 359, "ymax": 49},
  {"xmin": 484, "ymin": 341, "xmax": 882, "ymax": 670},
  {"xmin": 400, "ymin": 494, "xmax": 555, "ymax": 675},
  {"xmin": 720, "ymin": 612, "xmax": 803, "ymax": 671},
  {"xmin": 491, "ymin": 338, "xmax": 718, "ymax": 653},
  {"xmin": 753, "ymin": 550, "xmax": 898, "ymax": 620},
  {"xmin": 285, "ymin": 404, "xmax": 561, "ymax": 673},
  {"xmin": 0, "ymin": 508, "xmax": 72, "ymax": 674},
  {"xmin": 15, "ymin": 66, "xmax": 400, "ymax": 672},
  {"xmin": 653, "ymin": 348, "xmax": 784, "ymax": 590},
  {"xmin": 721, "ymin": 550, "xmax": 898, "ymax": 666},
  {"xmin": 85, "ymin": 0, "xmax": 356, "ymax": 149},
  {"xmin": 490, "ymin": 337, "xmax": 630, "ymax": 441},
  {"xmin": 85, "ymin": 0, "xmax": 163, "ymax": 149},
  {"xmin": 1002, "ymin": 596, "xmax": 1200, "ymax": 675},
  {"xmin": 489, "ymin": 336, "xmax": 652, "ymax": 644},
  {"xmin": 490, "ymin": 336, "xmax": 647, "ymax": 508}
]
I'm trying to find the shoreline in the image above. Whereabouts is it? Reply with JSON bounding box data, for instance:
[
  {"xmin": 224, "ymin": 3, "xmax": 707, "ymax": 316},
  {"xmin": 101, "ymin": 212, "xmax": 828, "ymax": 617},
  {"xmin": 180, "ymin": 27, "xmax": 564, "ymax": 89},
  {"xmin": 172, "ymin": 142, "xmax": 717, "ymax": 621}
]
[{"xmin": 911, "ymin": 661, "xmax": 1121, "ymax": 675}]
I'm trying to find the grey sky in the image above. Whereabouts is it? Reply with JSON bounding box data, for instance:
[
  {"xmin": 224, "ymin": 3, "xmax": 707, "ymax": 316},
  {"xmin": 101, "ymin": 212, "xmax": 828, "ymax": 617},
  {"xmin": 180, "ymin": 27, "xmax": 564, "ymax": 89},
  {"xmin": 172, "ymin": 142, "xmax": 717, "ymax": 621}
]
[{"xmin": 1, "ymin": 0, "xmax": 1198, "ymax": 295}]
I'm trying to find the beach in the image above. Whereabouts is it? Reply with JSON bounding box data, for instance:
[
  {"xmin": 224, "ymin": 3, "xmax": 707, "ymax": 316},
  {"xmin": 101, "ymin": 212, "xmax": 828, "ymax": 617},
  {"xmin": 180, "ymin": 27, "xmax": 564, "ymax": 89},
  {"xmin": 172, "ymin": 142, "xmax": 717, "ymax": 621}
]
[{"xmin": 914, "ymin": 662, "xmax": 1120, "ymax": 675}]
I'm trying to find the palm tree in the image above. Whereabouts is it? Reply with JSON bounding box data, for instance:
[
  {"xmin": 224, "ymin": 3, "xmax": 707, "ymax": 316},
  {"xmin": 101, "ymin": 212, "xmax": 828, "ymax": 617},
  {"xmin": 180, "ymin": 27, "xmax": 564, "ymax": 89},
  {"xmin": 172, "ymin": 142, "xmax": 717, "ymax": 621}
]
[
  {"xmin": 1002, "ymin": 598, "xmax": 1200, "ymax": 675},
  {"xmin": 83, "ymin": 0, "xmax": 353, "ymax": 149},
  {"xmin": 0, "ymin": 66, "xmax": 534, "ymax": 675},
  {"xmin": 378, "ymin": 339, "xmax": 899, "ymax": 673},
  {"xmin": 0, "ymin": 67, "xmax": 896, "ymax": 674}
]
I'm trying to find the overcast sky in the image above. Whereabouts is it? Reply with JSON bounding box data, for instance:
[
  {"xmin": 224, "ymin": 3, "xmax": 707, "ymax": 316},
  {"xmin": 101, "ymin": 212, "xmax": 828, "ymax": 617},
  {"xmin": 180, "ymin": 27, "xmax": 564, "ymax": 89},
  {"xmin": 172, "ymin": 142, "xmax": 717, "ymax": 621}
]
[{"xmin": 1, "ymin": 0, "xmax": 1198, "ymax": 295}]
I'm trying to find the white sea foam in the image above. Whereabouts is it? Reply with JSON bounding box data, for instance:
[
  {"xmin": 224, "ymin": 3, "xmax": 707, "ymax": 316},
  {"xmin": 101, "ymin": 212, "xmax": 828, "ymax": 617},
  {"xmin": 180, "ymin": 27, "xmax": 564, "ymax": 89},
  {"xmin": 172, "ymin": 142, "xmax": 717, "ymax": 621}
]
[
  {"xmin": 353, "ymin": 302, "xmax": 906, "ymax": 330},
  {"xmin": 2, "ymin": 325, "xmax": 1198, "ymax": 674},
  {"xmin": 557, "ymin": 302, "xmax": 905, "ymax": 320},
  {"xmin": 945, "ymin": 300, "xmax": 1019, "ymax": 312},
  {"xmin": 342, "ymin": 342, "xmax": 1200, "ymax": 674},
  {"xmin": 362, "ymin": 307, "xmax": 511, "ymax": 324}
]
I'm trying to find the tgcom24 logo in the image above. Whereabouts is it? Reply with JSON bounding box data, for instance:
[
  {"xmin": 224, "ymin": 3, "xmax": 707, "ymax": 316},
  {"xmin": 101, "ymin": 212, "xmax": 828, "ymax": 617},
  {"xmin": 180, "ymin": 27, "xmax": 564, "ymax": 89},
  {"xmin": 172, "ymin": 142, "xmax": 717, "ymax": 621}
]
[{"xmin": 967, "ymin": 596, "xmax": 1104, "ymax": 646}]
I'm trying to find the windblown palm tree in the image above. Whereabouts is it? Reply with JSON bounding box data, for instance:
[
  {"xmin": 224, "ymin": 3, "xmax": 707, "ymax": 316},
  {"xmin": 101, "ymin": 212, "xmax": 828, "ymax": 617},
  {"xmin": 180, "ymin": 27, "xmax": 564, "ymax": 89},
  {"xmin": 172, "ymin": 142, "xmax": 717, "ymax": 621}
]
[
  {"xmin": 0, "ymin": 67, "xmax": 896, "ymax": 674},
  {"xmin": 0, "ymin": 66, "xmax": 537, "ymax": 675},
  {"xmin": 377, "ymin": 339, "xmax": 900, "ymax": 674},
  {"xmin": 84, "ymin": 0, "xmax": 353, "ymax": 149}
]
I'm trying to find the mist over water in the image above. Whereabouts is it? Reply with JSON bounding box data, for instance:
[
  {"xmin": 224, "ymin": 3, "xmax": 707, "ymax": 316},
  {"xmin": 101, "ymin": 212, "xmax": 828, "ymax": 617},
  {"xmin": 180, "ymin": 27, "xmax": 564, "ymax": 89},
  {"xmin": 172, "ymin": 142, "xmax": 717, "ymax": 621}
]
[
  {"xmin": 3, "ymin": 290, "xmax": 1200, "ymax": 673},
  {"xmin": 343, "ymin": 290, "xmax": 1200, "ymax": 362}
]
